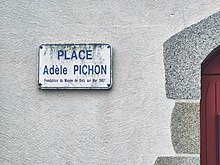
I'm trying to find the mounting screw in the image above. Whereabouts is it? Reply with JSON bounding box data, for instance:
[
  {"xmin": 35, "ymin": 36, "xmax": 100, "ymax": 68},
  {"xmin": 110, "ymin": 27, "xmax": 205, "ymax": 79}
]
[
  {"xmin": 40, "ymin": 45, "xmax": 43, "ymax": 49},
  {"xmin": 38, "ymin": 83, "xmax": 42, "ymax": 87},
  {"xmin": 107, "ymin": 45, "xmax": 110, "ymax": 48}
]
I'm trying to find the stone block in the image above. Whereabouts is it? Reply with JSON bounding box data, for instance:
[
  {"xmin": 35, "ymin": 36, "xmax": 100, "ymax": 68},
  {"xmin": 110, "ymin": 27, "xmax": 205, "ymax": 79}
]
[{"xmin": 171, "ymin": 101, "xmax": 200, "ymax": 154}]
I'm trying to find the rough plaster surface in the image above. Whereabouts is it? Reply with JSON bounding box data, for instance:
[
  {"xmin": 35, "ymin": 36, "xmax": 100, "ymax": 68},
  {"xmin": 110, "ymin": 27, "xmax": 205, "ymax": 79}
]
[
  {"xmin": 154, "ymin": 156, "xmax": 200, "ymax": 165},
  {"xmin": 171, "ymin": 100, "xmax": 200, "ymax": 154},
  {"xmin": 1, "ymin": 0, "xmax": 220, "ymax": 164},
  {"xmin": 164, "ymin": 11, "xmax": 220, "ymax": 99}
]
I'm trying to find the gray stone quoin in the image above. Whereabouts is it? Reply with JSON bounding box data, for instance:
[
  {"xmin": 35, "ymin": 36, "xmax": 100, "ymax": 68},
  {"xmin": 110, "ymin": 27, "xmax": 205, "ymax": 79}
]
[
  {"xmin": 164, "ymin": 11, "xmax": 220, "ymax": 100},
  {"xmin": 171, "ymin": 100, "xmax": 200, "ymax": 154}
]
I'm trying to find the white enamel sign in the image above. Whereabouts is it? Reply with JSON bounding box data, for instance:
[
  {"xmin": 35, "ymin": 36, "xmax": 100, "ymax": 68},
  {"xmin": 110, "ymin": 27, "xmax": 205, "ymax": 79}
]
[{"xmin": 38, "ymin": 44, "xmax": 112, "ymax": 89}]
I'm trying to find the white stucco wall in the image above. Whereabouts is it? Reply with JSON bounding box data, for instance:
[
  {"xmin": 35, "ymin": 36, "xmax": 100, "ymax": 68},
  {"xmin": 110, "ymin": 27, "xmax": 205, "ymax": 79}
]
[{"xmin": 1, "ymin": 0, "xmax": 220, "ymax": 164}]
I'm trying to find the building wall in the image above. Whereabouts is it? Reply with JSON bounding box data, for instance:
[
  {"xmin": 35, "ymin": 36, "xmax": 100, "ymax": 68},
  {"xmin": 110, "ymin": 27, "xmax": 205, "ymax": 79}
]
[{"xmin": 1, "ymin": 0, "xmax": 220, "ymax": 164}]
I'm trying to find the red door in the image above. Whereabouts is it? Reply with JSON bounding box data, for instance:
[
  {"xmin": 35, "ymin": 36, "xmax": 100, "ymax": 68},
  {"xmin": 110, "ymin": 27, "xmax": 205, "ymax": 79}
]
[{"xmin": 201, "ymin": 48, "xmax": 220, "ymax": 165}]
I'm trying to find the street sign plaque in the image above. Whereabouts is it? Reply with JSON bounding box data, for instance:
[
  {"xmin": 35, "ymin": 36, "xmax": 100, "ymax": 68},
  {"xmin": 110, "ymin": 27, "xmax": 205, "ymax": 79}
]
[{"xmin": 38, "ymin": 44, "xmax": 112, "ymax": 89}]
